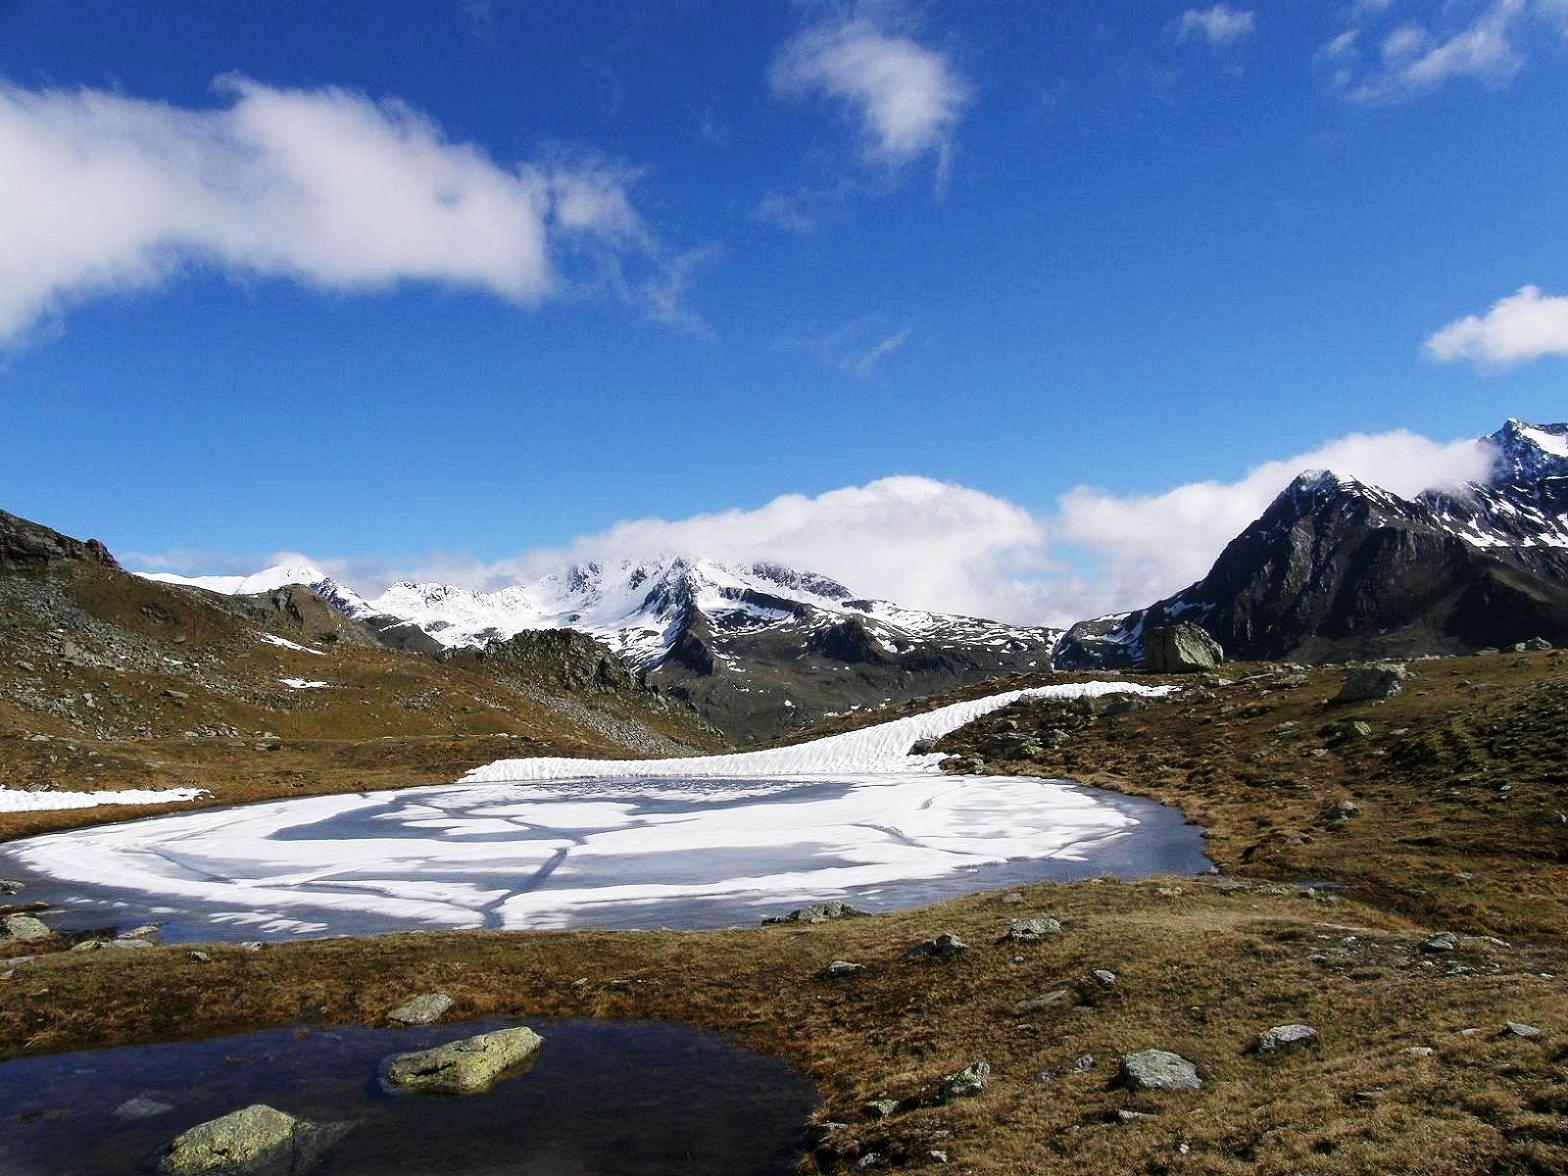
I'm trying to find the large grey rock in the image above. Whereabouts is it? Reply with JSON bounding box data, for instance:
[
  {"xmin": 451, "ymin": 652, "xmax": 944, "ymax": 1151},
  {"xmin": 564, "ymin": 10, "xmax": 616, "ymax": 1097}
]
[
  {"xmin": 383, "ymin": 1026, "xmax": 543, "ymax": 1095},
  {"xmin": 386, "ymin": 993, "xmax": 453, "ymax": 1026},
  {"xmin": 1002, "ymin": 917, "xmax": 1063, "ymax": 943},
  {"xmin": 1334, "ymin": 663, "xmax": 1407, "ymax": 704},
  {"xmin": 1, "ymin": 914, "xmax": 51, "ymax": 943},
  {"xmin": 1142, "ymin": 624, "xmax": 1223, "ymax": 673},
  {"xmin": 155, "ymin": 1103, "xmax": 347, "ymax": 1175},
  {"xmin": 1115, "ymin": 1049, "xmax": 1201, "ymax": 1093}
]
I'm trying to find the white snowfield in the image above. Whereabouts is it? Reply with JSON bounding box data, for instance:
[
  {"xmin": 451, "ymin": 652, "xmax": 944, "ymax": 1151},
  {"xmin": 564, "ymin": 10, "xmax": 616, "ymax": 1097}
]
[
  {"xmin": 463, "ymin": 680, "xmax": 1170, "ymax": 783},
  {"xmin": 280, "ymin": 678, "xmax": 331, "ymax": 689},
  {"xmin": 258, "ymin": 633, "xmax": 325, "ymax": 656},
  {"xmin": 0, "ymin": 786, "xmax": 208, "ymax": 813}
]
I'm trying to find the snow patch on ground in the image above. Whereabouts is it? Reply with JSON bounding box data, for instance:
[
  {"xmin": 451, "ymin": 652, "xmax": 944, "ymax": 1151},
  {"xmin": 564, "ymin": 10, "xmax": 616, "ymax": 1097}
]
[
  {"xmin": 258, "ymin": 633, "xmax": 325, "ymax": 656},
  {"xmin": 280, "ymin": 678, "xmax": 331, "ymax": 689},
  {"xmin": 464, "ymin": 680, "xmax": 1170, "ymax": 783},
  {"xmin": 0, "ymin": 786, "xmax": 207, "ymax": 813}
]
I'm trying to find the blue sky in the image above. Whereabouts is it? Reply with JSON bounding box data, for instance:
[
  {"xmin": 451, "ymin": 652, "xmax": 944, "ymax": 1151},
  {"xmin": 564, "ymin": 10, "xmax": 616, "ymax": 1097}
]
[{"xmin": 1, "ymin": 1, "xmax": 1565, "ymax": 622}]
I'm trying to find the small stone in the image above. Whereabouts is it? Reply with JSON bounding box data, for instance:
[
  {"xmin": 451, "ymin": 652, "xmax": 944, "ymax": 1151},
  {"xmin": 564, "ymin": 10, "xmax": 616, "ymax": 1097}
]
[
  {"xmin": 1324, "ymin": 798, "xmax": 1361, "ymax": 822},
  {"xmin": 387, "ymin": 992, "xmax": 454, "ymax": 1026},
  {"xmin": 1420, "ymin": 932, "xmax": 1458, "ymax": 953},
  {"xmin": 1001, "ymin": 891, "xmax": 1025, "ymax": 905},
  {"xmin": 187, "ymin": 950, "xmax": 210, "ymax": 964},
  {"xmin": 929, "ymin": 1150, "xmax": 948, "ymax": 1164},
  {"xmin": 1116, "ymin": 1050, "xmax": 1201, "ymax": 1093},
  {"xmin": 855, "ymin": 1153, "xmax": 882, "ymax": 1170},
  {"xmin": 820, "ymin": 960, "xmax": 865, "ymax": 979},
  {"xmin": 1090, "ymin": 969, "xmax": 1118, "ymax": 987},
  {"xmin": 1074, "ymin": 1053, "xmax": 1095, "ymax": 1071},
  {"xmin": 238, "ymin": 941, "xmax": 263, "ymax": 952},
  {"xmin": 1116, "ymin": 1108, "xmax": 1152, "ymax": 1122},
  {"xmin": 118, "ymin": 923, "xmax": 162, "ymax": 940},
  {"xmin": 1251, "ymin": 1024, "xmax": 1320, "ymax": 1055},
  {"xmin": 1500, "ymin": 1022, "xmax": 1541, "ymax": 1039},
  {"xmin": 1009, "ymin": 988, "xmax": 1077, "ymax": 1016},
  {"xmin": 864, "ymin": 1097, "xmax": 900, "ymax": 1119},
  {"xmin": 1002, "ymin": 917, "xmax": 1063, "ymax": 942},
  {"xmin": 939, "ymin": 1061, "xmax": 991, "ymax": 1101},
  {"xmin": 1402, "ymin": 1046, "xmax": 1436, "ymax": 1057}
]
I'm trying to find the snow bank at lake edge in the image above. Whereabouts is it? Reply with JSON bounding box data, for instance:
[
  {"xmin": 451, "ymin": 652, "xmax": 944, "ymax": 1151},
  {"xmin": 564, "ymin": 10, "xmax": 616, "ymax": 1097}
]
[
  {"xmin": 463, "ymin": 681, "xmax": 1173, "ymax": 783},
  {"xmin": 0, "ymin": 786, "xmax": 209, "ymax": 813}
]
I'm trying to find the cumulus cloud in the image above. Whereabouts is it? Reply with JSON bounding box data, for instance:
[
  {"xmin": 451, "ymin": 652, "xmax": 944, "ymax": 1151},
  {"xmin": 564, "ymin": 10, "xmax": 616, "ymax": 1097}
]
[
  {"xmin": 1316, "ymin": 0, "xmax": 1568, "ymax": 102},
  {"xmin": 1425, "ymin": 285, "xmax": 1568, "ymax": 369},
  {"xmin": 769, "ymin": 18, "xmax": 971, "ymax": 181},
  {"xmin": 145, "ymin": 428, "xmax": 1502, "ymax": 628},
  {"xmin": 1175, "ymin": 5, "xmax": 1257, "ymax": 50},
  {"xmin": 0, "ymin": 76, "xmax": 702, "ymax": 346}
]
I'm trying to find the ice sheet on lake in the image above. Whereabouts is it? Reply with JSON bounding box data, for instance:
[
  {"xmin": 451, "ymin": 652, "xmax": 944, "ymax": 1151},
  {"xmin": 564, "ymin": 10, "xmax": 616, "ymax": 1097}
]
[{"xmin": 1, "ymin": 682, "xmax": 1195, "ymax": 937}]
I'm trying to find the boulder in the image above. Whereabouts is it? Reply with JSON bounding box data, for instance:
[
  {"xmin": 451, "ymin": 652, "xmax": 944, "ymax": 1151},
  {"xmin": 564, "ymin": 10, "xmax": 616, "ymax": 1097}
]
[
  {"xmin": 904, "ymin": 932, "xmax": 968, "ymax": 962},
  {"xmin": 1115, "ymin": 1050, "xmax": 1201, "ymax": 1093},
  {"xmin": 1500, "ymin": 1022, "xmax": 1541, "ymax": 1039},
  {"xmin": 383, "ymin": 1026, "xmax": 543, "ymax": 1095},
  {"xmin": 1420, "ymin": 932, "xmax": 1458, "ymax": 953},
  {"xmin": 819, "ymin": 960, "xmax": 865, "ymax": 979},
  {"xmin": 1142, "ymin": 624, "xmax": 1223, "ymax": 673},
  {"xmin": 939, "ymin": 1061, "xmax": 991, "ymax": 1101},
  {"xmin": 386, "ymin": 993, "xmax": 454, "ymax": 1027},
  {"xmin": 1001, "ymin": 917, "xmax": 1063, "ymax": 943},
  {"xmin": 1334, "ymin": 663, "xmax": 1407, "ymax": 704},
  {"xmin": 1, "ymin": 914, "xmax": 51, "ymax": 943},
  {"xmin": 154, "ymin": 1104, "xmax": 347, "ymax": 1176},
  {"xmin": 1251, "ymin": 1024, "xmax": 1320, "ymax": 1055}
]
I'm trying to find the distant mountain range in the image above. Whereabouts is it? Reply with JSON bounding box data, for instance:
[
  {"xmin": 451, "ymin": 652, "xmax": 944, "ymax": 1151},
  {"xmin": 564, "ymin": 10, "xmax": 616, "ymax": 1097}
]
[{"xmin": 130, "ymin": 416, "xmax": 1568, "ymax": 734}]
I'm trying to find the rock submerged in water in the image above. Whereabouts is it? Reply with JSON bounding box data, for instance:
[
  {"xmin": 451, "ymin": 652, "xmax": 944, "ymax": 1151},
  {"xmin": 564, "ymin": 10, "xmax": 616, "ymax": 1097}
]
[
  {"xmin": 1115, "ymin": 1049, "xmax": 1202, "ymax": 1093},
  {"xmin": 383, "ymin": 1026, "xmax": 543, "ymax": 1095},
  {"xmin": 761, "ymin": 901, "xmax": 865, "ymax": 926},
  {"xmin": 1142, "ymin": 624, "xmax": 1223, "ymax": 673},
  {"xmin": 386, "ymin": 992, "xmax": 454, "ymax": 1027},
  {"xmin": 154, "ymin": 1103, "xmax": 349, "ymax": 1175}
]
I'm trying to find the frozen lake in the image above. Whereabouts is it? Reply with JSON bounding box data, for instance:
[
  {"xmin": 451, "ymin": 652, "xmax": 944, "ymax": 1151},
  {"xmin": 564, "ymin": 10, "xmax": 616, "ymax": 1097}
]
[{"xmin": 0, "ymin": 771, "xmax": 1208, "ymax": 941}]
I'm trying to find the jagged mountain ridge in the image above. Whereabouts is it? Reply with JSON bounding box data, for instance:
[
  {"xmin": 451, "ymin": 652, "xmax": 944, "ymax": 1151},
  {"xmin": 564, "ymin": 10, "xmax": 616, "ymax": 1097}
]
[
  {"xmin": 1055, "ymin": 418, "xmax": 1568, "ymax": 666},
  {"xmin": 146, "ymin": 555, "xmax": 1062, "ymax": 743}
]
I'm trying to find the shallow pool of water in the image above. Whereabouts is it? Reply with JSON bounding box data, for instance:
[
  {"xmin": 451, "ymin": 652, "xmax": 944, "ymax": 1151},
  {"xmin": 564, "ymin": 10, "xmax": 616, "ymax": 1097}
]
[
  {"xmin": 0, "ymin": 773, "xmax": 1209, "ymax": 941},
  {"xmin": 0, "ymin": 1018, "xmax": 819, "ymax": 1175}
]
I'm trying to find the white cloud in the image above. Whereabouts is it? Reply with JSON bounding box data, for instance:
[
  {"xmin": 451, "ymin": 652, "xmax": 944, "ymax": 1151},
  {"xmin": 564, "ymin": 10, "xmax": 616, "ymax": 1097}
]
[
  {"xmin": 1175, "ymin": 5, "xmax": 1258, "ymax": 50},
  {"xmin": 148, "ymin": 428, "xmax": 1501, "ymax": 629},
  {"xmin": 769, "ymin": 18, "xmax": 971, "ymax": 181},
  {"xmin": 0, "ymin": 76, "xmax": 702, "ymax": 347},
  {"xmin": 778, "ymin": 316, "xmax": 913, "ymax": 377},
  {"xmin": 1425, "ymin": 285, "xmax": 1568, "ymax": 369},
  {"xmin": 752, "ymin": 190, "xmax": 816, "ymax": 235},
  {"xmin": 1319, "ymin": 0, "xmax": 1568, "ymax": 102}
]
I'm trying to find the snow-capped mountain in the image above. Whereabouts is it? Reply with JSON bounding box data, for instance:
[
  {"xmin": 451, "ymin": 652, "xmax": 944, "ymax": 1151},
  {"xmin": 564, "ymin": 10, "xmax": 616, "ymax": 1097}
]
[
  {"xmin": 140, "ymin": 554, "xmax": 1061, "ymax": 742},
  {"xmin": 1055, "ymin": 418, "xmax": 1568, "ymax": 667}
]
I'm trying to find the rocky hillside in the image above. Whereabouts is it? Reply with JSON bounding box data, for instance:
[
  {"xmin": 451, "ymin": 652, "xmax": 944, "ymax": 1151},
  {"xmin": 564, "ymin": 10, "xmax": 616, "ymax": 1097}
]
[
  {"xmin": 0, "ymin": 509, "xmax": 718, "ymax": 780},
  {"xmin": 150, "ymin": 554, "xmax": 1060, "ymax": 745},
  {"xmin": 1056, "ymin": 419, "xmax": 1568, "ymax": 667}
]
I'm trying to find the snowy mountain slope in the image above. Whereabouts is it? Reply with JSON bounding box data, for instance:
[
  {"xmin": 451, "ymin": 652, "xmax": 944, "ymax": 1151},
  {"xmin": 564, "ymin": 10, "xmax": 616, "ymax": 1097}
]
[
  {"xmin": 1054, "ymin": 418, "xmax": 1568, "ymax": 667},
  {"xmin": 137, "ymin": 554, "xmax": 1062, "ymax": 744}
]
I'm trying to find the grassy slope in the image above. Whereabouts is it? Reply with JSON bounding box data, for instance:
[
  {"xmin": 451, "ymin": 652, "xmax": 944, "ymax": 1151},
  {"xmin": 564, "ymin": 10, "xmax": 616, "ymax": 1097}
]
[{"xmin": 2, "ymin": 655, "xmax": 1567, "ymax": 1173}]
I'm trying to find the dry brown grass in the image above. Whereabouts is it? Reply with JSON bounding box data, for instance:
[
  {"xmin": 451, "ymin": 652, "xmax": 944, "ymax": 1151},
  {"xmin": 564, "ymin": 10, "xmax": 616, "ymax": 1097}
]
[{"xmin": 2, "ymin": 653, "xmax": 1567, "ymax": 1173}]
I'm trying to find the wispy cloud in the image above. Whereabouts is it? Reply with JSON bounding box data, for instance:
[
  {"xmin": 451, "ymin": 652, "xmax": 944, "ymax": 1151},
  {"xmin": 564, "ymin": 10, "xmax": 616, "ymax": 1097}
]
[
  {"xmin": 778, "ymin": 317, "xmax": 913, "ymax": 378},
  {"xmin": 769, "ymin": 16, "xmax": 971, "ymax": 185},
  {"xmin": 1317, "ymin": 0, "xmax": 1568, "ymax": 103},
  {"xmin": 752, "ymin": 190, "xmax": 816, "ymax": 235},
  {"xmin": 0, "ymin": 76, "xmax": 706, "ymax": 347},
  {"xmin": 1174, "ymin": 5, "xmax": 1257, "ymax": 51},
  {"xmin": 1425, "ymin": 285, "xmax": 1568, "ymax": 370}
]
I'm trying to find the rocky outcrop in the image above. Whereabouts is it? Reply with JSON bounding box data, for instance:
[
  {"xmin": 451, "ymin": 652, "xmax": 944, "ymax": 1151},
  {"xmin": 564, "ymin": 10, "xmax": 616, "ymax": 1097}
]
[
  {"xmin": 154, "ymin": 1104, "xmax": 348, "ymax": 1175},
  {"xmin": 382, "ymin": 1026, "xmax": 543, "ymax": 1095},
  {"xmin": 1142, "ymin": 624, "xmax": 1223, "ymax": 673},
  {"xmin": 0, "ymin": 509, "xmax": 118, "ymax": 571}
]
